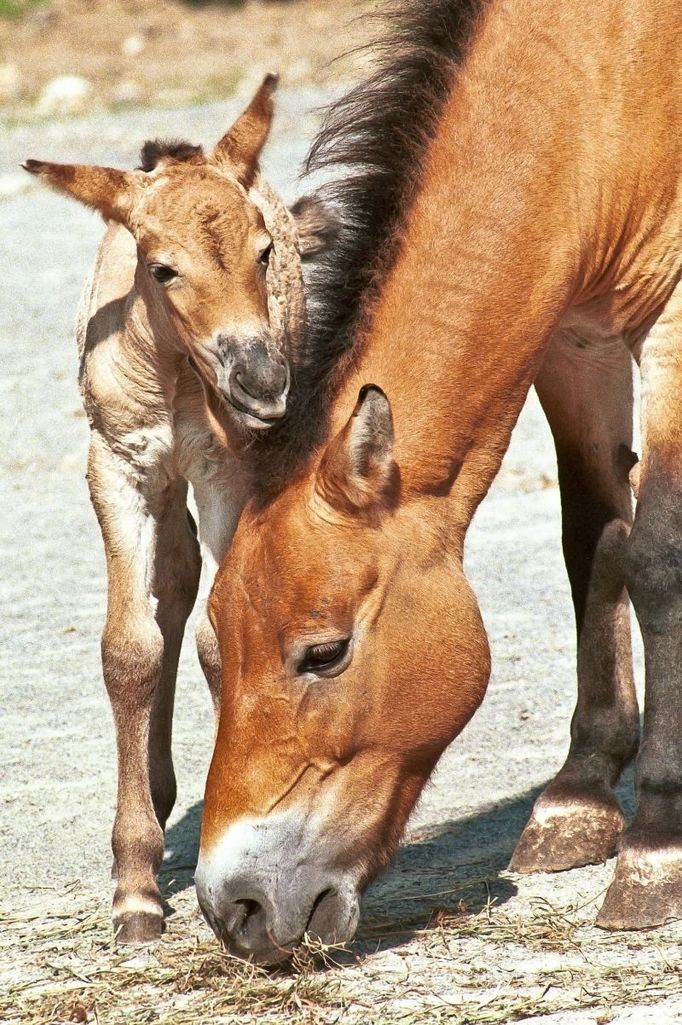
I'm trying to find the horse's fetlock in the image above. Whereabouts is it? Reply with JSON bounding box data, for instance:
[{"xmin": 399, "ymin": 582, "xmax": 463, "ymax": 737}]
[{"xmin": 112, "ymin": 816, "xmax": 164, "ymax": 874}]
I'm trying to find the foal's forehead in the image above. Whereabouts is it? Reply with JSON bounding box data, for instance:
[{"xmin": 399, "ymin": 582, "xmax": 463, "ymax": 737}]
[{"xmin": 137, "ymin": 164, "xmax": 263, "ymax": 235}]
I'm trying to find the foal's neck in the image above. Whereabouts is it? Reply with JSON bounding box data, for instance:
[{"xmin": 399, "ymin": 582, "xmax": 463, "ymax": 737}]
[
  {"xmin": 330, "ymin": 0, "xmax": 584, "ymax": 536},
  {"xmin": 120, "ymin": 262, "xmax": 189, "ymax": 409}
]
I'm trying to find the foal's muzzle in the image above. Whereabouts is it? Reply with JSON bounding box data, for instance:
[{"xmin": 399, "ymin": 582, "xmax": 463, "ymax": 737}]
[
  {"xmin": 213, "ymin": 334, "xmax": 289, "ymax": 428},
  {"xmin": 195, "ymin": 814, "xmax": 360, "ymax": 964}
]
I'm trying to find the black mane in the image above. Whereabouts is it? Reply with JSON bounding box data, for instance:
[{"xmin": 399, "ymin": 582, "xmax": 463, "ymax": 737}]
[
  {"xmin": 259, "ymin": 0, "xmax": 485, "ymax": 499},
  {"xmin": 303, "ymin": 0, "xmax": 484, "ymax": 379},
  {"xmin": 138, "ymin": 139, "xmax": 204, "ymax": 172}
]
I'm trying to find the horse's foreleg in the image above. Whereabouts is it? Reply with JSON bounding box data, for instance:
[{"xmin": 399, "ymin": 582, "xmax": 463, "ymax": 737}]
[
  {"xmin": 598, "ymin": 303, "xmax": 682, "ymax": 929},
  {"xmin": 89, "ymin": 438, "xmax": 200, "ymax": 943},
  {"xmin": 510, "ymin": 333, "xmax": 639, "ymax": 874}
]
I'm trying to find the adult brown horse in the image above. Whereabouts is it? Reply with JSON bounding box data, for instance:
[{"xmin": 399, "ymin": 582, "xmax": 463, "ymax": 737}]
[{"xmin": 196, "ymin": 0, "xmax": 682, "ymax": 961}]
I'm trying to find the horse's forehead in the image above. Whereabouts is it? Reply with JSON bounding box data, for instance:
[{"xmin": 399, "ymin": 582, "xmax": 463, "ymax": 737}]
[{"xmin": 237, "ymin": 496, "xmax": 372, "ymax": 614}]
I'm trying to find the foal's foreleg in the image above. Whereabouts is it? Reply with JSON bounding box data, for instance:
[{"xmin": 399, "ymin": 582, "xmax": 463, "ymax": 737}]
[
  {"xmin": 89, "ymin": 439, "xmax": 201, "ymax": 942},
  {"xmin": 190, "ymin": 471, "xmax": 248, "ymax": 720},
  {"xmin": 510, "ymin": 334, "xmax": 639, "ymax": 873}
]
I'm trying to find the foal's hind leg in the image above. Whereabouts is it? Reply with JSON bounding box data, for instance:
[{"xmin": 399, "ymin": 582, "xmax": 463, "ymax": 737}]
[
  {"xmin": 598, "ymin": 299, "xmax": 682, "ymax": 928},
  {"xmin": 510, "ymin": 332, "xmax": 640, "ymax": 873},
  {"xmin": 89, "ymin": 436, "xmax": 201, "ymax": 942}
]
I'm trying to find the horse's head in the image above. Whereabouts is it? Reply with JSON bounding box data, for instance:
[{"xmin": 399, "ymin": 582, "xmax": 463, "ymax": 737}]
[
  {"xmin": 197, "ymin": 385, "xmax": 490, "ymax": 962},
  {"xmin": 23, "ymin": 76, "xmax": 330, "ymax": 433}
]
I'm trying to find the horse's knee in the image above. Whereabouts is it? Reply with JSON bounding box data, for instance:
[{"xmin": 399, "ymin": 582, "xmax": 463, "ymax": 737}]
[
  {"xmin": 102, "ymin": 613, "xmax": 164, "ymax": 705},
  {"xmin": 623, "ymin": 500, "xmax": 682, "ymax": 625}
]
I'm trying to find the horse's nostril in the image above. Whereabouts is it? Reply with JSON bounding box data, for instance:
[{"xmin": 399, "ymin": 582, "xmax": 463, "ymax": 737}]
[
  {"xmin": 238, "ymin": 898, "xmax": 261, "ymax": 923},
  {"xmin": 227, "ymin": 897, "xmax": 272, "ymax": 950}
]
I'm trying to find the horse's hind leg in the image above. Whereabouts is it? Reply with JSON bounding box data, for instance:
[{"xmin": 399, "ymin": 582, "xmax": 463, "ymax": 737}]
[
  {"xmin": 598, "ymin": 298, "xmax": 682, "ymax": 929},
  {"xmin": 510, "ymin": 332, "xmax": 640, "ymax": 873},
  {"xmin": 89, "ymin": 436, "xmax": 201, "ymax": 942}
]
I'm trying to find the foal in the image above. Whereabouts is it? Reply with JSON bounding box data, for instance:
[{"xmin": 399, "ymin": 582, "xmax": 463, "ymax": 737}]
[{"xmin": 24, "ymin": 78, "xmax": 328, "ymax": 943}]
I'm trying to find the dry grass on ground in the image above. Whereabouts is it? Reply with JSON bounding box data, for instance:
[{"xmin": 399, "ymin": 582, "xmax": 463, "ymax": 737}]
[{"xmin": 3, "ymin": 860, "xmax": 681, "ymax": 1025}]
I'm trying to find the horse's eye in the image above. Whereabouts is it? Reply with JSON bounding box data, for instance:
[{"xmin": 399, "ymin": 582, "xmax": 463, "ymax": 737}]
[
  {"xmin": 149, "ymin": 263, "xmax": 178, "ymax": 284},
  {"xmin": 299, "ymin": 638, "xmax": 351, "ymax": 676},
  {"xmin": 258, "ymin": 241, "xmax": 274, "ymax": 267}
]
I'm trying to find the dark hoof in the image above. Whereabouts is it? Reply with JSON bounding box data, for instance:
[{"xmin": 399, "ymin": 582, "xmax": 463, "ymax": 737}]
[
  {"xmin": 113, "ymin": 911, "xmax": 165, "ymax": 944},
  {"xmin": 597, "ymin": 845, "xmax": 682, "ymax": 930},
  {"xmin": 509, "ymin": 794, "xmax": 625, "ymax": 873}
]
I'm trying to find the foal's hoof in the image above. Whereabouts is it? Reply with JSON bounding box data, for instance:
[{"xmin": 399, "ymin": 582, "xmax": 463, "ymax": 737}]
[
  {"xmin": 597, "ymin": 844, "xmax": 682, "ymax": 930},
  {"xmin": 114, "ymin": 911, "xmax": 165, "ymax": 944},
  {"xmin": 509, "ymin": 793, "xmax": 625, "ymax": 873}
]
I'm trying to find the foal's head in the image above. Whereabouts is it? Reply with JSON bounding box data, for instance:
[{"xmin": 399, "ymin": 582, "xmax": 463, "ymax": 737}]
[
  {"xmin": 24, "ymin": 77, "xmax": 324, "ymax": 431},
  {"xmin": 196, "ymin": 386, "xmax": 491, "ymax": 962}
]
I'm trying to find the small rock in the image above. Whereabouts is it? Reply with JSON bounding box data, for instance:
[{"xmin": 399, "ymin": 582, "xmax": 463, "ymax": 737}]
[
  {"xmin": 110, "ymin": 79, "xmax": 143, "ymax": 106},
  {"xmin": 121, "ymin": 33, "xmax": 145, "ymax": 58},
  {"xmin": 0, "ymin": 63, "xmax": 20, "ymax": 104},
  {"xmin": 0, "ymin": 172, "xmax": 33, "ymax": 200},
  {"xmin": 36, "ymin": 75, "xmax": 92, "ymax": 117}
]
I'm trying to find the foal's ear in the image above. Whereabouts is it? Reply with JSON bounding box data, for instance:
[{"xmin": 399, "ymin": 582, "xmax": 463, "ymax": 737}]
[
  {"xmin": 289, "ymin": 194, "xmax": 339, "ymax": 259},
  {"xmin": 316, "ymin": 385, "xmax": 398, "ymax": 518},
  {"xmin": 212, "ymin": 74, "xmax": 278, "ymax": 188},
  {"xmin": 21, "ymin": 159, "xmax": 140, "ymax": 225}
]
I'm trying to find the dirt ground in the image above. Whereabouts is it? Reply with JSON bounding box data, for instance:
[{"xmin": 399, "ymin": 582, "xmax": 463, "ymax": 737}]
[
  {"xmin": 0, "ymin": 0, "xmax": 375, "ymax": 116},
  {"xmin": 1, "ymin": 3, "xmax": 682, "ymax": 1024}
]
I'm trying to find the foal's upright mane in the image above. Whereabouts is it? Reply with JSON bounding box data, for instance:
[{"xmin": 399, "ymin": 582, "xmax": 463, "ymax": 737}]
[{"xmin": 254, "ymin": 0, "xmax": 484, "ymax": 497}]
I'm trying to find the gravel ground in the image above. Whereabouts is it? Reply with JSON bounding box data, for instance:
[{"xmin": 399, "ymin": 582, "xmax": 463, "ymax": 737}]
[{"xmin": 1, "ymin": 93, "xmax": 681, "ymax": 1024}]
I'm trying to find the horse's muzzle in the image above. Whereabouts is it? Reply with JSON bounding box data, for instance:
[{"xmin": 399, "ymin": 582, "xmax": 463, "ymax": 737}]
[
  {"xmin": 212, "ymin": 334, "xmax": 290, "ymax": 427},
  {"xmin": 195, "ymin": 814, "xmax": 360, "ymax": 963}
]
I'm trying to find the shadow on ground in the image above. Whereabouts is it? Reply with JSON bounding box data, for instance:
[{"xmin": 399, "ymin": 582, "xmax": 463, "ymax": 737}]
[{"xmin": 158, "ymin": 784, "xmax": 561, "ymax": 951}]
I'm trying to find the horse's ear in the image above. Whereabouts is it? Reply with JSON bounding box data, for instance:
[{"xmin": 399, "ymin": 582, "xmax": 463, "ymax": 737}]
[
  {"xmin": 289, "ymin": 194, "xmax": 338, "ymax": 259},
  {"xmin": 21, "ymin": 160, "xmax": 140, "ymax": 225},
  {"xmin": 316, "ymin": 385, "xmax": 398, "ymax": 518},
  {"xmin": 212, "ymin": 74, "xmax": 278, "ymax": 188}
]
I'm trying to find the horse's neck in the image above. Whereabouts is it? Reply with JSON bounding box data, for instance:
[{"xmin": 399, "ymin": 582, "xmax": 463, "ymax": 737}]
[{"xmin": 330, "ymin": 0, "xmax": 604, "ymax": 534}]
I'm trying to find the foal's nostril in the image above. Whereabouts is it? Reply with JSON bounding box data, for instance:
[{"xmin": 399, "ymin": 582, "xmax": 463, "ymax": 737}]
[
  {"xmin": 233, "ymin": 357, "xmax": 288, "ymax": 401},
  {"xmin": 226, "ymin": 357, "xmax": 289, "ymax": 423}
]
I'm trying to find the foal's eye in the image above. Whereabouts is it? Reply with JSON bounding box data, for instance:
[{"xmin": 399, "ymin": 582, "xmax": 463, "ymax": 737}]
[
  {"xmin": 299, "ymin": 638, "xmax": 351, "ymax": 677},
  {"xmin": 149, "ymin": 263, "xmax": 178, "ymax": 284},
  {"xmin": 258, "ymin": 241, "xmax": 274, "ymax": 268}
]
